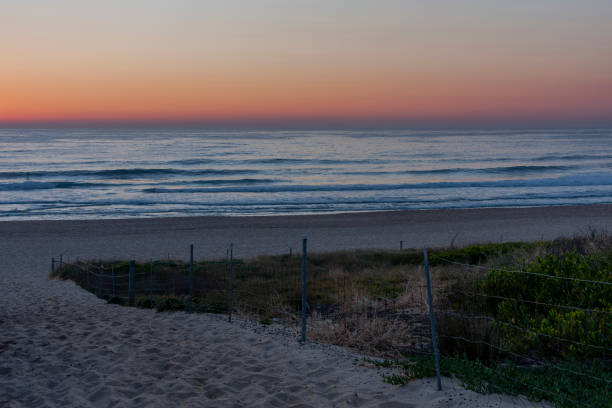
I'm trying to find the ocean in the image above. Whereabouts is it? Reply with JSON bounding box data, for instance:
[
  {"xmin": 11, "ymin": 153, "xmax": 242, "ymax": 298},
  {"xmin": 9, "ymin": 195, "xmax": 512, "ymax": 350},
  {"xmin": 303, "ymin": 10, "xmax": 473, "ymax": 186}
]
[{"xmin": 1, "ymin": 128, "xmax": 611, "ymax": 220}]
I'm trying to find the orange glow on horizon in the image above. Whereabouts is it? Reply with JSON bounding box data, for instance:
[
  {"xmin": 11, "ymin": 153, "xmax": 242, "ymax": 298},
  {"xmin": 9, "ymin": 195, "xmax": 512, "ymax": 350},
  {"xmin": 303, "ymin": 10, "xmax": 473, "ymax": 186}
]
[{"xmin": 2, "ymin": 73, "xmax": 611, "ymax": 125}]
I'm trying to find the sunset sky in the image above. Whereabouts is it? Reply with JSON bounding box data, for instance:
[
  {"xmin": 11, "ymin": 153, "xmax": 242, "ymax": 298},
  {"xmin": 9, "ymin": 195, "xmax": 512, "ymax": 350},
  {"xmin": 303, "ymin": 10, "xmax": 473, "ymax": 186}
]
[{"xmin": 1, "ymin": 1, "xmax": 612, "ymax": 127}]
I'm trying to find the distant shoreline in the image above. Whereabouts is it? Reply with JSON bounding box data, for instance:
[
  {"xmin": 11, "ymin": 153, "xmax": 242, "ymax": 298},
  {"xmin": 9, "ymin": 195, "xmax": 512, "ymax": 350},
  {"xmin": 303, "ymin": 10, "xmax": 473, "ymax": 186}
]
[
  {"xmin": 2, "ymin": 203, "xmax": 611, "ymax": 259},
  {"xmin": 2, "ymin": 201, "xmax": 612, "ymax": 223},
  {"xmin": 2, "ymin": 202, "xmax": 612, "ymax": 222}
]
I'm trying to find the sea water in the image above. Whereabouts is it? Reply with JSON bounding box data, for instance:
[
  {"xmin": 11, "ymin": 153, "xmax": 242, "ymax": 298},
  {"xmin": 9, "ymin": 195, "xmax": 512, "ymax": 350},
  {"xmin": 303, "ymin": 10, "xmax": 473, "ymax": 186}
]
[{"xmin": 1, "ymin": 127, "xmax": 611, "ymax": 220}]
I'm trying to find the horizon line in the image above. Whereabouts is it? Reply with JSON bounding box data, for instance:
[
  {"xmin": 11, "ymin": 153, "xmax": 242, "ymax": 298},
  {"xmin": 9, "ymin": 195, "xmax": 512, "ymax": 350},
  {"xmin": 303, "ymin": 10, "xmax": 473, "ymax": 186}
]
[{"xmin": 2, "ymin": 117, "xmax": 612, "ymax": 130}]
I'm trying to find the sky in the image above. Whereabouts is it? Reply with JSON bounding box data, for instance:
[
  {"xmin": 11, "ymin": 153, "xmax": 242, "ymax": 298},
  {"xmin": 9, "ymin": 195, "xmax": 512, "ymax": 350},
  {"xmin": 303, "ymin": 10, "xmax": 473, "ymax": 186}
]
[{"xmin": 1, "ymin": 0, "xmax": 612, "ymax": 127}]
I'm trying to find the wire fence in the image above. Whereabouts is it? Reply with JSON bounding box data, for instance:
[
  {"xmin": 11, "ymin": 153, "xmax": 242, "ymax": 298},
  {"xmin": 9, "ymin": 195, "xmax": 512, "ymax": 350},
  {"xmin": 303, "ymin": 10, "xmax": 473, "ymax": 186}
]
[
  {"xmin": 49, "ymin": 239, "xmax": 611, "ymax": 408},
  {"xmin": 429, "ymin": 255, "xmax": 611, "ymax": 408}
]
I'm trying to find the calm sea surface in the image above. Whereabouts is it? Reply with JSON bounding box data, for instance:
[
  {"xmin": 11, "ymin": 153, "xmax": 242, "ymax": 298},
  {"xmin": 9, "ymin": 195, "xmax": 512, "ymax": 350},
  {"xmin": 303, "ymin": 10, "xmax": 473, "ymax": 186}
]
[{"xmin": 1, "ymin": 128, "xmax": 611, "ymax": 220}]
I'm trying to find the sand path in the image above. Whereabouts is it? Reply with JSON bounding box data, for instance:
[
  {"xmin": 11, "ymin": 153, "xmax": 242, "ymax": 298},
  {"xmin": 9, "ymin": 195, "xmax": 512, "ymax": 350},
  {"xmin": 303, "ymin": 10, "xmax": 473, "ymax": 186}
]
[{"xmin": 3, "ymin": 206, "xmax": 605, "ymax": 406}]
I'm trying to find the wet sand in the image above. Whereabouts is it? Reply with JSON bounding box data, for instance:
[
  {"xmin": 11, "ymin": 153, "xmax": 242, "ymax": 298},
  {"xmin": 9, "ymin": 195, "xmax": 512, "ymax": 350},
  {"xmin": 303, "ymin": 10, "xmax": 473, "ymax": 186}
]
[{"xmin": 2, "ymin": 204, "xmax": 611, "ymax": 260}]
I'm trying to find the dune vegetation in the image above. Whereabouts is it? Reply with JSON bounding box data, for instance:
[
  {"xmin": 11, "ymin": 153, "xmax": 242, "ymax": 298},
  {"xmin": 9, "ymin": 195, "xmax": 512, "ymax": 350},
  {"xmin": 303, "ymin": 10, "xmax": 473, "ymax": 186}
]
[{"xmin": 51, "ymin": 232, "xmax": 611, "ymax": 408}]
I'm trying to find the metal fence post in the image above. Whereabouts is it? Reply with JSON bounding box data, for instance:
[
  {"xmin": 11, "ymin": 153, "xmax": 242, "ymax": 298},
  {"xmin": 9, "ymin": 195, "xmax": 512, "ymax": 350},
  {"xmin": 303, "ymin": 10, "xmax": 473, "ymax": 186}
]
[
  {"xmin": 111, "ymin": 265, "xmax": 115, "ymax": 297},
  {"xmin": 301, "ymin": 235, "xmax": 308, "ymax": 342},
  {"xmin": 51, "ymin": 257, "xmax": 55, "ymax": 272},
  {"xmin": 129, "ymin": 260, "xmax": 135, "ymax": 306},
  {"xmin": 150, "ymin": 259, "xmax": 153, "ymax": 308},
  {"xmin": 189, "ymin": 244, "xmax": 194, "ymax": 313},
  {"xmin": 424, "ymin": 249, "xmax": 442, "ymax": 391},
  {"xmin": 98, "ymin": 264, "xmax": 104, "ymax": 297},
  {"xmin": 228, "ymin": 243, "xmax": 233, "ymax": 322}
]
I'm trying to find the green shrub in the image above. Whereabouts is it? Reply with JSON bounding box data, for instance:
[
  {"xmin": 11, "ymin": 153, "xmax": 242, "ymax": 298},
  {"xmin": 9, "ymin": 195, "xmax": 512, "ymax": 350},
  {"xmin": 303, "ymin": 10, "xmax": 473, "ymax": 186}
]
[
  {"xmin": 483, "ymin": 251, "xmax": 612, "ymax": 358},
  {"xmin": 193, "ymin": 302, "xmax": 224, "ymax": 314},
  {"xmin": 260, "ymin": 317, "xmax": 273, "ymax": 325},
  {"xmin": 136, "ymin": 297, "xmax": 156, "ymax": 309},
  {"xmin": 155, "ymin": 296, "xmax": 186, "ymax": 312},
  {"xmin": 107, "ymin": 296, "xmax": 125, "ymax": 305}
]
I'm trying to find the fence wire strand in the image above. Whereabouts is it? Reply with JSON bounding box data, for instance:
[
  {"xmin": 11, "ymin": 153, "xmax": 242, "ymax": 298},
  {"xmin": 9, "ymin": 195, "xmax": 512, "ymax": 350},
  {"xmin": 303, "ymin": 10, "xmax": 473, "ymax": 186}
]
[
  {"xmin": 437, "ymin": 257, "xmax": 612, "ymax": 286},
  {"xmin": 437, "ymin": 310, "xmax": 612, "ymax": 351},
  {"xmin": 454, "ymin": 290, "xmax": 611, "ymax": 315}
]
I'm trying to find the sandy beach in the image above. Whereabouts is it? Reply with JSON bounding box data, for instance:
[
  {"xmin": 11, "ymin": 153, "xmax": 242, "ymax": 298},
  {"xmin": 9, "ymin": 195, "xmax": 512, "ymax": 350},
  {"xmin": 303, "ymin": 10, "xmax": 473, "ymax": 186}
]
[
  {"xmin": 3, "ymin": 204, "xmax": 610, "ymax": 407},
  {"xmin": 2, "ymin": 204, "xmax": 611, "ymax": 260}
]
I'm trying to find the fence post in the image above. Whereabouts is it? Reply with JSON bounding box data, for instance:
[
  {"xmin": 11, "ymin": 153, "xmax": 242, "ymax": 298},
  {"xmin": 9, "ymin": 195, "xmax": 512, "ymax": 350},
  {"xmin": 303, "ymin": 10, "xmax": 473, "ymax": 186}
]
[
  {"xmin": 189, "ymin": 244, "xmax": 194, "ymax": 313},
  {"xmin": 301, "ymin": 235, "xmax": 308, "ymax": 342},
  {"xmin": 111, "ymin": 265, "xmax": 115, "ymax": 297},
  {"xmin": 51, "ymin": 257, "xmax": 55, "ymax": 272},
  {"xmin": 129, "ymin": 260, "xmax": 135, "ymax": 306},
  {"xmin": 424, "ymin": 249, "xmax": 442, "ymax": 391},
  {"xmin": 228, "ymin": 243, "xmax": 233, "ymax": 322},
  {"xmin": 150, "ymin": 259, "xmax": 153, "ymax": 308},
  {"xmin": 400, "ymin": 240, "xmax": 403, "ymax": 250},
  {"xmin": 59, "ymin": 254, "xmax": 63, "ymax": 269},
  {"xmin": 98, "ymin": 264, "xmax": 104, "ymax": 297}
]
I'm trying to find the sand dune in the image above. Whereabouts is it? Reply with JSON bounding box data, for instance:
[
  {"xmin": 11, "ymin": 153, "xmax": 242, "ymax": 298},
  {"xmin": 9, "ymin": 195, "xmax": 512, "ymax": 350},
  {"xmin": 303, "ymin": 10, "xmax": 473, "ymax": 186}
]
[{"xmin": 3, "ymin": 206, "xmax": 603, "ymax": 406}]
